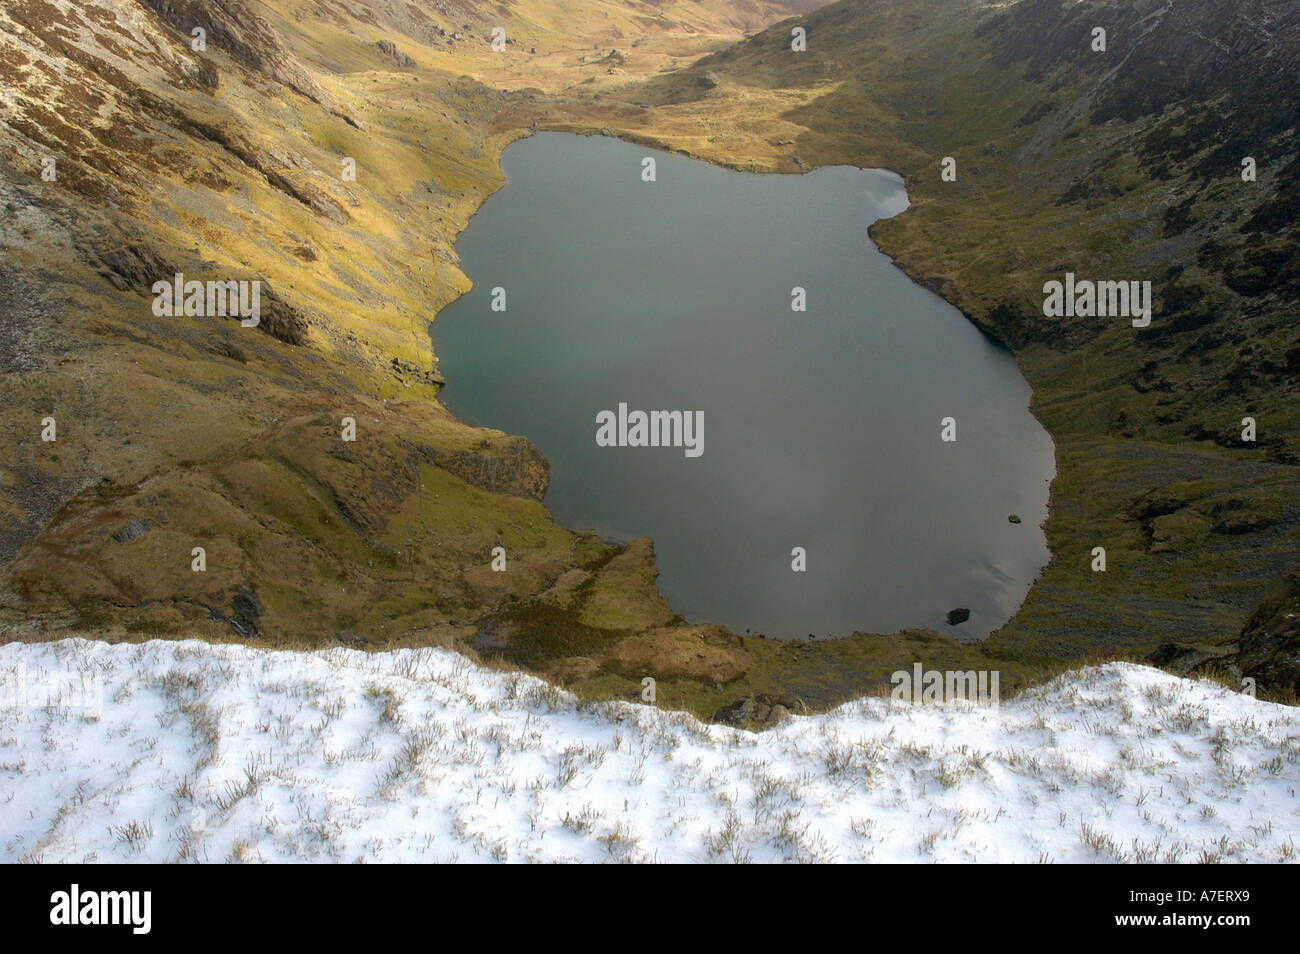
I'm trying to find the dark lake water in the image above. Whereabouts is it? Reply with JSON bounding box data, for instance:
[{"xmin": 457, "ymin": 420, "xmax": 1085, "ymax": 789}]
[{"xmin": 432, "ymin": 133, "xmax": 1054, "ymax": 639}]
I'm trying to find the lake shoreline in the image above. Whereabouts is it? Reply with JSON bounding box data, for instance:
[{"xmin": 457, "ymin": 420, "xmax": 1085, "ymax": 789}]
[{"xmin": 431, "ymin": 131, "xmax": 1054, "ymax": 644}]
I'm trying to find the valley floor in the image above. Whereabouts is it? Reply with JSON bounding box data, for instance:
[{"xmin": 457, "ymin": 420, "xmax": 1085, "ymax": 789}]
[{"xmin": 1, "ymin": 639, "xmax": 1296, "ymax": 863}]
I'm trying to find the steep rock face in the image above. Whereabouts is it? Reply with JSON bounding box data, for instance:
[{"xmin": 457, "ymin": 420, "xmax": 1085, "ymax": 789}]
[
  {"xmin": 138, "ymin": 0, "xmax": 336, "ymax": 110},
  {"xmin": 1238, "ymin": 570, "xmax": 1300, "ymax": 698},
  {"xmin": 989, "ymin": 0, "xmax": 1300, "ymax": 131},
  {"xmin": 418, "ymin": 435, "xmax": 551, "ymax": 501},
  {"xmin": 375, "ymin": 39, "xmax": 416, "ymax": 68},
  {"xmin": 981, "ymin": 0, "xmax": 1300, "ymax": 317}
]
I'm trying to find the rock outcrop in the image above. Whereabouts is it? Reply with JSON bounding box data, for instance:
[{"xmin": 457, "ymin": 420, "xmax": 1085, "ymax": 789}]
[{"xmin": 1237, "ymin": 570, "xmax": 1300, "ymax": 699}]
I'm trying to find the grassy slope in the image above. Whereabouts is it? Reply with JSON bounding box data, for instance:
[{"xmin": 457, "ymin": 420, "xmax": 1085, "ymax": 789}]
[
  {"xmin": 1, "ymin": 0, "xmax": 1295, "ymax": 721},
  {"xmin": 0, "ymin": 0, "xmax": 620, "ymax": 647}
]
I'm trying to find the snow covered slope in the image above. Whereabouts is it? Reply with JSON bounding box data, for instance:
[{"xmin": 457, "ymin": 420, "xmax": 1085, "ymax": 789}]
[{"xmin": 1, "ymin": 639, "xmax": 1296, "ymax": 863}]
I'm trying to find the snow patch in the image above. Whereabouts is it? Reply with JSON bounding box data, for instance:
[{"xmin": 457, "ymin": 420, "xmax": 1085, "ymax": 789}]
[{"xmin": 1, "ymin": 638, "xmax": 1297, "ymax": 863}]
